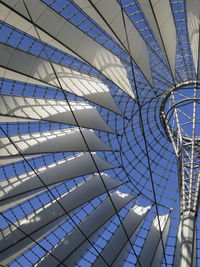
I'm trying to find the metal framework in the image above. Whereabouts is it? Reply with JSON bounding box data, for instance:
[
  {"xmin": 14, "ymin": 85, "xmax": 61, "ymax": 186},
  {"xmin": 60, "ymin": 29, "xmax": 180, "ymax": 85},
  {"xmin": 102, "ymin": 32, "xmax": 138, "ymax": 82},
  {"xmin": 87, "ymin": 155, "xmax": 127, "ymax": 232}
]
[
  {"xmin": 0, "ymin": 0, "xmax": 200, "ymax": 266},
  {"xmin": 161, "ymin": 81, "xmax": 200, "ymax": 214},
  {"xmin": 161, "ymin": 80, "xmax": 200, "ymax": 266}
]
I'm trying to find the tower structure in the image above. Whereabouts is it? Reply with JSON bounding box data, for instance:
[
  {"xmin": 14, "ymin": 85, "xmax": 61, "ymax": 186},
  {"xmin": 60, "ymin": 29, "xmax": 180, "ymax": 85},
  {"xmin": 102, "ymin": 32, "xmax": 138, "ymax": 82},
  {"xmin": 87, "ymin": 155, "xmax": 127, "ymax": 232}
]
[
  {"xmin": 0, "ymin": 0, "xmax": 200, "ymax": 266},
  {"xmin": 161, "ymin": 81, "xmax": 200, "ymax": 266}
]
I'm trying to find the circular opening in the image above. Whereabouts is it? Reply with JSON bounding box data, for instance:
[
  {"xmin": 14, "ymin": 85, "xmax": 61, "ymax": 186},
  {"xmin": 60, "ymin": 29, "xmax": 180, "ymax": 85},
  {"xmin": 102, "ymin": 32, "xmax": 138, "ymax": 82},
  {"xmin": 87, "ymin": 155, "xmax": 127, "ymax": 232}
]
[{"xmin": 160, "ymin": 80, "xmax": 200, "ymax": 142}]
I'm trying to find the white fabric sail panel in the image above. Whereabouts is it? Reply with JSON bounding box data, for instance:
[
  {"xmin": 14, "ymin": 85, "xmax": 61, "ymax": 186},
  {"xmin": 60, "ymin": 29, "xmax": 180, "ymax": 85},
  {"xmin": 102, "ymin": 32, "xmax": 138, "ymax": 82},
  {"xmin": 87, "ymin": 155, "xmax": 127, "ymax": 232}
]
[
  {"xmin": 0, "ymin": 1, "xmax": 78, "ymax": 59},
  {"xmin": 0, "ymin": 128, "xmax": 111, "ymax": 158},
  {"xmin": 0, "ymin": 43, "xmax": 122, "ymax": 115},
  {"xmin": 73, "ymin": 0, "xmax": 152, "ymax": 85},
  {"xmin": 37, "ymin": 191, "xmax": 134, "ymax": 266},
  {"xmin": 185, "ymin": 0, "xmax": 200, "ymax": 73},
  {"xmin": 0, "ymin": 175, "xmax": 123, "ymax": 258},
  {"xmin": 0, "ymin": 151, "xmax": 115, "ymax": 196},
  {"xmin": 0, "ymin": 0, "xmax": 134, "ymax": 98},
  {"xmin": 72, "ymin": 0, "xmax": 117, "ymax": 41},
  {"xmin": 52, "ymin": 64, "xmax": 122, "ymax": 114},
  {"xmin": 0, "ymin": 188, "xmax": 46, "ymax": 213},
  {"xmin": 60, "ymin": 227, "xmax": 103, "ymax": 267},
  {"xmin": 0, "ymin": 43, "xmax": 59, "ymax": 87},
  {"xmin": 0, "ymin": 95, "xmax": 113, "ymax": 133},
  {"xmin": 1, "ymin": 174, "xmax": 121, "ymax": 244},
  {"xmin": 137, "ymin": 0, "xmax": 164, "ymax": 49},
  {"xmin": 93, "ymin": 205, "xmax": 151, "ymax": 267},
  {"xmin": 138, "ymin": 0, "xmax": 177, "ymax": 77},
  {"xmin": 0, "ymin": 175, "xmax": 121, "ymax": 264},
  {"xmin": 43, "ymin": 199, "xmax": 139, "ymax": 267},
  {"xmin": 0, "ymin": 192, "xmax": 133, "ymax": 266},
  {"xmin": 0, "ymin": 66, "xmax": 49, "ymax": 88},
  {"xmin": 0, "ymin": 215, "xmax": 70, "ymax": 267},
  {"xmin": 0, "ymin": 115, "xmax": 32, "ymax": 123},
  {"xmin": 151, "ymin": 214, "xmax": 171, "ymax": 266},
  {"xmin": 62, "ymin": 203, "xmax": 146, "ymax": 267},
  {"xmin": 135, "ymin": 214, "xmax": 170, "ymax": 267},
  {"xmin": 0, "ymin": 154, "xmax": 40, "ymax": 165},
  {"xmin": 0, "ymin": 153, "xmax": 115, "ymax": 211},
  {"xmin": 111, "ymin": 237, "xmax": 135, "ymax": 267}
]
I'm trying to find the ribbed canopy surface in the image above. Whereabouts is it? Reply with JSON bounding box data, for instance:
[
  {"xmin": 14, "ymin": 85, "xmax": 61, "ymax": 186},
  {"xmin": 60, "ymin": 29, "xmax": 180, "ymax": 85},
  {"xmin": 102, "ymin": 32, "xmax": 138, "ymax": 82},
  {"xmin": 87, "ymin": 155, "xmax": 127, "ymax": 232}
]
[{"xmin": 0, "ymin": 0, "xmax": 200, "ymax": 266}]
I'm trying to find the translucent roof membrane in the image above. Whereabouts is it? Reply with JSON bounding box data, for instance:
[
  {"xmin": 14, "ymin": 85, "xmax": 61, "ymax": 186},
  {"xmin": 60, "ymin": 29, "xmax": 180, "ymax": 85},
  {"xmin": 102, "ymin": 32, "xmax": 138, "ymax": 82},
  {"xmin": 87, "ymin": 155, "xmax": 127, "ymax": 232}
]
[{"xmin": 0, "ymin": 0, "xmax": 200, "ymax": 266}]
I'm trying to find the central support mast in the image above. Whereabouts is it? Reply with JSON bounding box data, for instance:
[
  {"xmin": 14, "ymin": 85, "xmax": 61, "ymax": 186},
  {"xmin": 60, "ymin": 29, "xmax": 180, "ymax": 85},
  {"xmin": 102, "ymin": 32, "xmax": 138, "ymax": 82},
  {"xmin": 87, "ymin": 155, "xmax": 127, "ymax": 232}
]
[{"xmin": 160, "ymin": 81, "xmax": 200, "ymax": 267}]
